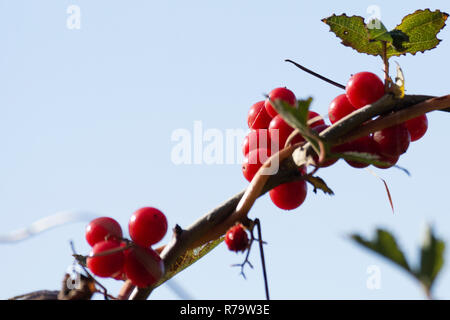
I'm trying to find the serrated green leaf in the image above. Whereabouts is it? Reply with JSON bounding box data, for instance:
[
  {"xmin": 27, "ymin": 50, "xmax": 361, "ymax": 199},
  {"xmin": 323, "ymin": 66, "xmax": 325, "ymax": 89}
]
[
  {"xmin": 417, "ymin": 225, "xmax": 445, "ymax": 291},
  {"xmin": 322, "ymin": 14, "xmax": 384, "ymax": 56},
  {"xmin": 367, "ymin": 19, "xmax": 393, "ymax": 42},
  {"xmin": 323, "ymin": 10, "xmax": 448, "ymax": 58},
  {"xmin": 393, "ymin": 9, "xmax": 448, "ymax": 56},
  {"xmin": 154, "ymin": 237, "xmax": 224, "ymax": 288},
  {"xmin": 351, "ymin": 229, "xmax": 411, "ymax": 272}
]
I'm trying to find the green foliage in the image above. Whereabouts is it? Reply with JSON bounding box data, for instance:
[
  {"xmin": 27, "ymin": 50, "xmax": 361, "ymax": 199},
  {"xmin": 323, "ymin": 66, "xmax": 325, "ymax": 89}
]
[
  {"xmin": 323, "ymin": 9, "xmax": 448, "ymax": 58},
  {"xmin": 351, "ymin": 226, "xmax": 445, "ymax": 297},
  {"xmin": 418, "ymin": 226, "xmax": 445, "ymax": 291},
  {"xmin": 352, "ymin": 229, "xmax": 411, "ymax": 271}
]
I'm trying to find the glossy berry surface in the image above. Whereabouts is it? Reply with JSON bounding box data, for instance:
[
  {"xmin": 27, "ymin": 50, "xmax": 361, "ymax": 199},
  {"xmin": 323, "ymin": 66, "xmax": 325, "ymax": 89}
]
[
  {"xmin": 247, "ymin": 101, "xmax": 272, "ymax": 129},
  {"xmin": 268, "ymin": 115, "xmax": 305, "ymax": 150},
  {"xmin": 264, "ymin": 87, "xmax": 297, "ymax": 118},
  {"xmin": 373, "ymin": 152, "xmax": 399, "ymax": 169},
  {"xmin": 404, "ymin": 114, "xmax": 428, "ymax": 142},
  {"xmin": 225, "ymin": 224, "xmax": 249, "ymax": 252},
  {"xmin": 242, "ymin": 129, "xmax": 271, "ymax": 156},
  {"xmin": 129, "ymin": 207, "xmax": 168, "ymax": 247},
  {"xmin": 87, "ymin": 240, "xmax": 125, "ymax": 278},
  {"xmin": 124, "ymin": 246, "xmax": 164, "ymax": 288},
  {"xmin": 328, "ymin": 94, "xmax": 356, "ymax": 124},
  {"xmin": 373, "ymin": 124, "xmax": 411, "ymax": 158},
  {"xmin": 85, "ymin": 217, "xmax": 123, "ymax": 247},
  {"xmin": 346, "ymin": 72, "xmax": 385, "ymax": 109},
  {"xmin": 242, "ymin": 148, "xmax": 271, "ymax": 182},
  {"xmin": 269, "ymin": 180, "xmax": 307, "ymax": 210}
]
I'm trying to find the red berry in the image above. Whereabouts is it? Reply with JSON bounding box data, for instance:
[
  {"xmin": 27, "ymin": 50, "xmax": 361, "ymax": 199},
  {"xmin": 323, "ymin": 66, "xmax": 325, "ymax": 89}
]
[
  {"xmin": 87, "ymin": 240, "xmax": 125, "ymax": 278},
  {"xmin": 242, "ymin": 129, "xmax": 271, "ymax": 156},
  {"xmin": 373, "ymin": 124, "xmax": 410, "ymax": 158},
  {"xmin": 346, "ymin": 72, "xmax": 385, "ymax": 109},
  {"xmin": 85, "ymin": 217, "xmax": 123, "ymax": 247},
  {"xmin": 269, "ymin": 180, "xmax": 307, "ymax": 210},
  {"xmin": 242, "ymin": 148, "xmax": 271, "ymax": 182},
  {"xmin": 308, "ymin": 111, "xmax": 326, "ymax": 127},
  {"xmin": 247, "ymin": 101, "xmax": 272, "ymax": 129},
  {"xmin": 129, "ymin": 207, "xmax": 168, "ymax": 247},
  {"xmin": 124, "ymin": 246, "xmax": 164, "ymax": 288},
  {"xmin": 404, "ymin": 114, "xmax": 428, "ymax": 142},
  {"xmin": 311, "ymin": 124, "xmax": 338, "ymax": 168},
  {"xmin": 328, "ymin": 94, "xmax": 356, "ymax": 124},
  {"xmin": 264, "ymin": 87, "xmax": 297, "ymax": 118},
  {"xmin": 225, "ymin": 224, "xmax": 249, "ymax": 252},
  {"xmin": 268, "ymin": 115, "xmax": 305, "ymax": 150}
]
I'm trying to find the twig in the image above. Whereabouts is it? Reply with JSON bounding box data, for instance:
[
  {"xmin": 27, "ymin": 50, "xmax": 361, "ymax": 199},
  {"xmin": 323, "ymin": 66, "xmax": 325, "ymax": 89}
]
[
  {"xmin": 255, "ymin": 218, "xmax": 270, "ymax": 300},
  {"xmin": 285, "ymin": 59, "xmax": 346, "ymax": 89}
]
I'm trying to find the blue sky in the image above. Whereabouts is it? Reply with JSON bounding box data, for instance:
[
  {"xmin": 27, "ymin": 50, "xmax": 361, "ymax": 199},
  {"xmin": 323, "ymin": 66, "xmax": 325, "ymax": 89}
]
[{"xmin": 1, "ymin": 0, "xmax": 449, "ymax": 300}]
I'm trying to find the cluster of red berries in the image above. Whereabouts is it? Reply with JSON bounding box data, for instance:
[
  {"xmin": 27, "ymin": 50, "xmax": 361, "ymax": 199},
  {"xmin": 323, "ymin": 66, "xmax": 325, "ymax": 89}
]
[
  {"xmin": 329, "ymin": 71, "xmax": 428, "ymax": 169},
  {"xmin": 241, "ymin": 72, "xmax": 428, "ymax": 213},
  {"xmin": 85, "ymin": 207, "xmax": 168, "ymax": 288}
]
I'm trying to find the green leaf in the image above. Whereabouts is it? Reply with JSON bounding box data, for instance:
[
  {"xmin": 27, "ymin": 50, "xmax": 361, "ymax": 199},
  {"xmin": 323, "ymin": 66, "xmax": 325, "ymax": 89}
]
[
  {"xmin": 332, "ymin": 151, "xmax": 392, "ymax": 167},
  {"xmin": 416, "ymin": 225, "xmax": 445, "ymax": 291},
  {"xmin": 367, "ymin": 19, "xmax": 393, "ymax": 42},
  {"xmin": 270, "ymin": 98, "xmax": 322, "ymax": 153},
  {"xmin": 351, "ymin": 229, "xmax": 411, "ymax": 272},
  {"xmin": 322, "ymin": 14, "xmax": 384, "ymax": 56},
  {"xmin": 323, "ymin": 10, "xmax": 448, "ymax": 58},
  {"xmin": 154, "ymin": 237, "xmax": 224, "ymax": 288},
  {"xmin": 392, "ymin": 9, "xmax": 448, "ymax": 56},
  {"xmin": 296, "ymin": 97, "xmax": 313, "ymax": 126}
]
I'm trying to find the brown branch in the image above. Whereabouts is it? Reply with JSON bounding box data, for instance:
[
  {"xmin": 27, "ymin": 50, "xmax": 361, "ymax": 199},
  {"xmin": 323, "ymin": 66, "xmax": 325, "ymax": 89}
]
[{"xmin": 128, "ymin": 93, "xmax": 449, "ymax": 300}]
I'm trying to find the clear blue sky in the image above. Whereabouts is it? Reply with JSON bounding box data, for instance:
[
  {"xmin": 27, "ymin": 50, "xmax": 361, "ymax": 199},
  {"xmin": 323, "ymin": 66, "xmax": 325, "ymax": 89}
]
[{"xmin": 1, "ymin": 0, "xmax": 449, "ymax": 300}]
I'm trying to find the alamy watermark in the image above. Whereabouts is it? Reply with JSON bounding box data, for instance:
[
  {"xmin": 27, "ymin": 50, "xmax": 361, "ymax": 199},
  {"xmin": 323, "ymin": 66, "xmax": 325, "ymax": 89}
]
[
  {"xmin": 366, "ymin": 265, "xmax": 382, "ymax": 290},
  {"xmin": 67, "ymin": 5, "xmax": 81, "ymax": 30},
  {"xmin": 170, "ymin": 121, "xmax": 281, "ymax": 175}
]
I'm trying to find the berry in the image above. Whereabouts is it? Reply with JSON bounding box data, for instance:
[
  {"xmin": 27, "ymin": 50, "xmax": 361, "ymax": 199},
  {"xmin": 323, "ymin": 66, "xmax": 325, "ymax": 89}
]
[
  {"xmin": 373, "ymin": 124, "xmax": 410, "ymax": 158},
  {"xmin": 242, "ymin": 148, "xmax": 271, "ymax": 182},
  {"xmin": 328, "ymin": 94, "xmax": 356, "ymax": 124},
  {"xmin": 346, "ymin": 72, "xmax": 385, "ymax": 109},
  {"xmin": 269, "ymin": 180, "xmax": 307, "ymax": 210},
  {"xmin": 404, "ymin": 114, "xmax": 428, "ymax": 142},
  {"xmin": 308, "ymin": 111, "xmax": 326, "ymax": 127},
  {"xmin": 87, "ymin": 240, "xmax": 125, "ymax": 278},
  {"xmin": 242, "ymin": 129, "xmax": 271, "ymax": 156},
  {"xmin": 225, "ymin": 224, "xmax": 249, "ymax": 252},
  {"xmin": 85, "ymin": 217, "xmax": 123, "ymax": 247},
  {"xmin": 124, "ymin": 246, "xmax": 164, "ymax": 288},
  {"xmin": 311, "ymin": 124, "xmax": 338, "ymax": 167},
  {"xmin": 264, "ymin": 87, "xmax": 297, "ymax": 118},
  {"xmin": 129, "ymin": 207, "xmax": 168, "ymax": 247},
  {"xmin": 268, "ymin": 115, "xmax": 305, "ymax": 150},
  {"xmin": 247, "ymin": 101, "xmax": 272, "ymax": 129}
]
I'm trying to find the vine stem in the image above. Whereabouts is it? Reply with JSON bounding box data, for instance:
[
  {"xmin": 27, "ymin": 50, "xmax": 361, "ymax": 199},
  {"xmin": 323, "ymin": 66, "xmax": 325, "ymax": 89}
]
[
  {"xmin": 285, "ymin": 59, "xmax": 346, "ymax": 89},
  {"xmin": 255, "ymin": 219, "xmax": 270, "ymax": 300},
  {"xmin": 382, "ymin": 41, "xmax": 389, "ymax": 90}
]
